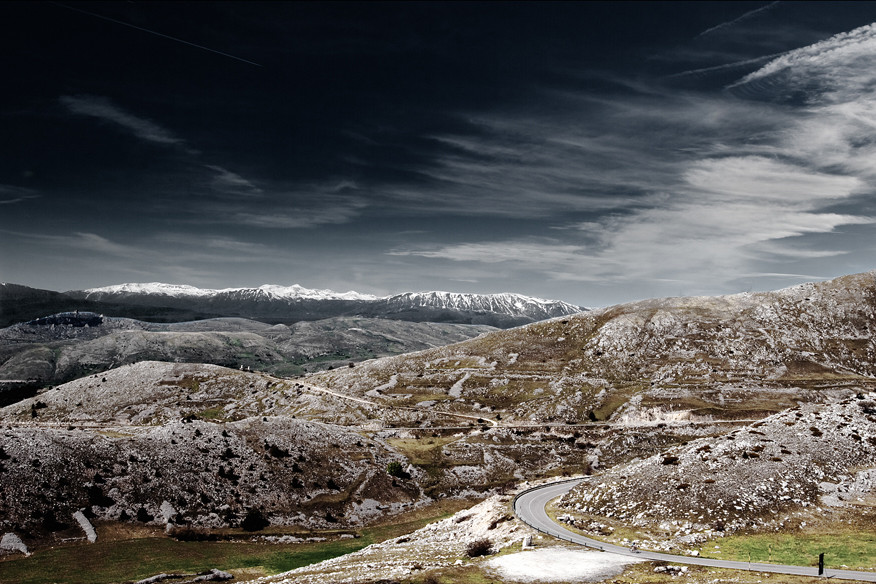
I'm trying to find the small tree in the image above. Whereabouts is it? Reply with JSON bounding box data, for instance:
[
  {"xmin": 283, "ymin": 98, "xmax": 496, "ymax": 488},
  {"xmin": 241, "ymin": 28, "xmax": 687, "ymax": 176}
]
[
  {"xmin": 387, "ymin": 461, "xmax": 410, "ymax": 479},
  {"xmin": 241, "ymin": 508, "xmax": 270, "ymax": 532}
]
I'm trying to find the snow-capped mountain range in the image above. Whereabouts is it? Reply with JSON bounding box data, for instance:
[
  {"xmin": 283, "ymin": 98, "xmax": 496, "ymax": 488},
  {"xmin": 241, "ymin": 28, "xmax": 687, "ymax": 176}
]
[
  {"xmin": 53, "ymin": 282, "xmax": 584, "ymax": 328},
  {"xmin": 80, "ymin": 282, "xmax": 378, "ymax": 301}
]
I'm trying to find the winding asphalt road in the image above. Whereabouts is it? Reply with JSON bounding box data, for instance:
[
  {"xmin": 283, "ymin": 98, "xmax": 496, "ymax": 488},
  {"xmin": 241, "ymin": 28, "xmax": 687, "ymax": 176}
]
[{"xmin": 513, "ymin": 479, "xmax": 876, "ymax": 582}]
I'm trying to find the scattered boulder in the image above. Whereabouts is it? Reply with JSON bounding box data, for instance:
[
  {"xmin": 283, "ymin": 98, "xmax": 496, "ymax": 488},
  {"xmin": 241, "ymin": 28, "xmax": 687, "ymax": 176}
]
[
  {"xmin": 73, "ymin": 510, "xmax": 97, "ymax": 543},
  {"xmin": 0, "ymin": 532, "xmax": 29, "ymax": 555}
]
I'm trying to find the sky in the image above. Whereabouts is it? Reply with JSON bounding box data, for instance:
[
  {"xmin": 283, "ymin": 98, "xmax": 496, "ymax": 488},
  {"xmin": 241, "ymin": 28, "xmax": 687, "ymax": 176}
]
[{"xmin": 3, "ymin": 2, "xmax": 876, "ymax": 307}]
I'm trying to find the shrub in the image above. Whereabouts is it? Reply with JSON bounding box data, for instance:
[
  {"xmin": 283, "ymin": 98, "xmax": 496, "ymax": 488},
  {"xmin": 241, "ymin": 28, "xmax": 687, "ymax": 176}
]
[
  {"xmin": 170, "ymin": 526, "xmax": 215, "ymax": 541},
  {"xmin": 466, "ymin": 538, "xmax": 493, "ymax": 557},
  {"xmin": 387, "ymin": 461, "xmax": 410, "ymax": 479},
  {"xmin": 241, "ymin": 508, "xmax": 270, "ymax": 531},
  {"xmin": 136, "ymin": 507, "xmax": 154, "ymax": 523},
  {"xmin": 859, "ymin": 400, "xmax": 876, "ymax": 415}
]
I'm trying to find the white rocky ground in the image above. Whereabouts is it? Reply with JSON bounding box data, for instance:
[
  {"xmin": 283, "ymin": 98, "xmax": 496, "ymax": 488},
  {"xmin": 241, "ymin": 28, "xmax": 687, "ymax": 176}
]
[
  {"xmin": 558, "ymin": 396, "xmax": 876, "ymax": 548},
  {"xmin": 253, "ymin": 490, "xmax": 641, "ymax": 584}
]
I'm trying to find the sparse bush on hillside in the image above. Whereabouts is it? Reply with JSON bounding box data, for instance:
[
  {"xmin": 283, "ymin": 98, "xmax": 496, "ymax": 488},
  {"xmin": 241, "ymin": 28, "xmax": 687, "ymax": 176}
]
[
  {"xmin": 859, "ymin": 400, "xmax": 876, "ymax": 415},
  {"xmin": 241, "ymin": 508, "xmax": 270, "ymax": 531},
  {"xmin": 466, "ymin": 538, "xmax": 493, "ymax": 557},
  {"xmin": 387, "ymin": 461, "xmax": 410, "ymax": 479}
]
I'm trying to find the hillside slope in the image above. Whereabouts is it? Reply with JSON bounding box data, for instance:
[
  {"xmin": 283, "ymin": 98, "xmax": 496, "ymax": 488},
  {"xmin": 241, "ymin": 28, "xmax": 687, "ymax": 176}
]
[
  {"xmin": 313, "ymin": 272, "xmax": 876, "ymax": 424},
  {"xmin": 0, "ymin": 314, "xmax": 495, "ymax": 397},
  {"xmin": 556, "ymin": 396, "xmax": 876, "ymax": 546}
]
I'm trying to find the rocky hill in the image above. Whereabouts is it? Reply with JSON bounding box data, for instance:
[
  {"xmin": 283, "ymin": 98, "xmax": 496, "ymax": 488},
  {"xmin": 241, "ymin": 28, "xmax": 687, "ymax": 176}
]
[
  {"xmin": 555, "ymin": 395, "xmax": 876, "ymax": 548},
  {"xmin": 312, "ymin": 271, "xmax": 876, "ymax": 425},
  {"xmin": 0, "ymin": 361, "xmax": 624, "ymax": 538},
  {"xmin": 0, "ymin": 313, "xmax": 495, "ymax": 401}
]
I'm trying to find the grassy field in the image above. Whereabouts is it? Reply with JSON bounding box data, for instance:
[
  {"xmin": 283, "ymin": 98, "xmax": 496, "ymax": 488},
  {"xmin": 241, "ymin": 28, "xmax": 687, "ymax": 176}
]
[
  {"xmin": 0, "ymin": 500, "xmax": 472, "ymax": 584},
  {"xmin": 700, "ymin": 531, "xmax": 876, "ymax": 571},
  {"xmin": 544, "ymin": 505, "xmax": 876, "ymax": 574}
]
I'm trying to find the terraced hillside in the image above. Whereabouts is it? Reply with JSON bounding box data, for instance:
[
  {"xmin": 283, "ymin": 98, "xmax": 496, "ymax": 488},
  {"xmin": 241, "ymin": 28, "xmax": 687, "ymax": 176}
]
[{"xmin": 312, "ymin": 272, "xmax": 876, "ymax": 424}]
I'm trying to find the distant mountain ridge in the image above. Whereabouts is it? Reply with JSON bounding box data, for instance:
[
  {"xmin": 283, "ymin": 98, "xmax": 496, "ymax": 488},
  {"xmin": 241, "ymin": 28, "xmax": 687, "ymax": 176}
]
[
  {"xmin": 1, "ymin": 282, "xmax": 583, "ymax": 328},
  {"xmin": 80, "ymin": 282, "xmax": 378, "ymax": 301}
]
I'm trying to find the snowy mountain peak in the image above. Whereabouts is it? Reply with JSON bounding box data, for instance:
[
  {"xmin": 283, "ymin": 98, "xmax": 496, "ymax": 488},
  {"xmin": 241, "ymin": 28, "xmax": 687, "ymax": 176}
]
[
  {"xmin": 82, "ymin": 282, "xmax": 377, "ymax": 301},
  {"xmin": 255, "ymin": 284, "xmax": 377, "ymax": 301},
  {"xmin": 385, "ymin": 290, "xmax": 581, "ymax": 320},
  {"xmin": 82, "ymin": 282, "xmax": 214, "ymax": 297}
]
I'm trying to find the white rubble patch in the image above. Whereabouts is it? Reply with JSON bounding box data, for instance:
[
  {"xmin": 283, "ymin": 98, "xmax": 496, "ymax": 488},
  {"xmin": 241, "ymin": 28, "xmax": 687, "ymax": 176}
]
[
  {"xmin": 820, "ymin": 468, "xmax": 876, "ymax": 507},
  {"xmin": 73, "ymin": 510, "xmax": 97, "ymax": 543},
  {"xmin": 0, "ymin": 532, "xmax": 29, "ymax": 555},
  {"xmin": 483, "ymin": 548, "xmax": 640, "ymax": 583},
  {"xmin": 160, "ymin": 500, "xmax": 178, "ymax": 524},
  {"xmin": 449, "ymin": 372, "xmax": 471, "ymax": 398},
  {"xmin": 367, "ymin": 374, "xmax": 397, "ymax": 397}
]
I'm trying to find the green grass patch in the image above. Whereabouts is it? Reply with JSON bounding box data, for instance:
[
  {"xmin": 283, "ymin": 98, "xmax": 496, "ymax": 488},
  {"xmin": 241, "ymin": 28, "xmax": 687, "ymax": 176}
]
[
  {"xmin": 0, "ymin": 537, "xmax": 364, "ymax": 584},
  {"xmin": 0, "ymin": 501, "xmax": 472, "ymax": 584},
  {"xmin": 700, "ymin": 532, "xmax": 876, "ymax": 571},
  {"xmin": 387, "ymin": 436, "xmax": 460, "ymax": 466},
  {"xmin": 197, "ymin": 406, "xmax": 226, "ymax": 420}
]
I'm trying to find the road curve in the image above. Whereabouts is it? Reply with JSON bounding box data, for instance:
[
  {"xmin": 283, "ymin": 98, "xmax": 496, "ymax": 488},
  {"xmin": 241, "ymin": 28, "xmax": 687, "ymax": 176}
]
[{"xmin": 513, "ymin": 479, "xmax": 876, "ymax": 582}]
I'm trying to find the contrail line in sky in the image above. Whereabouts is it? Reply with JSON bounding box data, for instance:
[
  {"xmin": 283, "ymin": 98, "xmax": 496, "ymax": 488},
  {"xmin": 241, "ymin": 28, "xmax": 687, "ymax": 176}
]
[
  {"xmin": 51, "ymin": 2, "xmax": 263, "ymax": 67},
  {"xmin": 696, "ymin": 1, "xmax": 780, "ymax": 38}
]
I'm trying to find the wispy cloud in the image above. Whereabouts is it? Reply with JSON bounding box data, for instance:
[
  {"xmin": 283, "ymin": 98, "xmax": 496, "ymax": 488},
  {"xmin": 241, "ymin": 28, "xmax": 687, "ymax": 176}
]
[
  {"xmin": 231, "ymin": 196, "xmax": 367, "ymax": 229},
  {"xmin": 0, "ymin": 185, "xmax": 39, "ymax": 205},
  {"xmin": 180, "ymin": 178, "xmax": 367, "ymax": 229},
  {"xmin": 388, "ymin": 22, "xmax": 876, "ymax": 295},
  {"xmin": 205, "ymin": 165, "xmax": 263, "ymax": 197},
  {"xmin": 733, "ymin": 23, "xmax": 876, "ymax": 91},
  {"xmin": 392, "ymin": 154, "xmax": 870, "ymax": 285},
  {"xmin": 2, "ymin": 230, "xmax": 142, "ymax": 257},
  {"xmin": 60, "ymin": 95, "xmax": 183, "ymax": 145}
]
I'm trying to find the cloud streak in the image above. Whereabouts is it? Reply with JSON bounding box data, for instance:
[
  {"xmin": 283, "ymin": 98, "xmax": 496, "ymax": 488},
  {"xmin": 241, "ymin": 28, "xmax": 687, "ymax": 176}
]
[
  {"xmin": 0, "ymin": 185, "xmax": 39, "ymax": 205},
  {"xmin": 60, "ymin": 95, "xmax": 183, "ymax": 145},
  {"xmin": 696, "ymin": 1, "xmax": 780, "ymax": 38}
]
